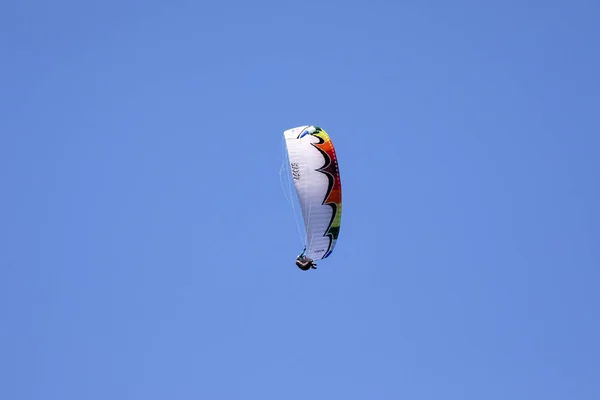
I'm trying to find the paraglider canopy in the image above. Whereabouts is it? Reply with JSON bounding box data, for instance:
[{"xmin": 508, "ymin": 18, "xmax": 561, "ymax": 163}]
[{"xmin": 282, "ymin": 125, "xmax": 342, "ymax": 267}]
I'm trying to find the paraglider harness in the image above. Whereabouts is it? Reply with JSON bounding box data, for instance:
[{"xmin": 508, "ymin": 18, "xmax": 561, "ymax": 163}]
[{"xmin": 296, "ymin": 247, "xmax": 317, "ymax": 271}]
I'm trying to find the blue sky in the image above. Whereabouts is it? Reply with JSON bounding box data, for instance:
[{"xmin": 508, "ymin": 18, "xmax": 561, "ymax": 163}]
[{"xmin": 1, "ymin": 1, "xmax": 599, "ymax": 399}]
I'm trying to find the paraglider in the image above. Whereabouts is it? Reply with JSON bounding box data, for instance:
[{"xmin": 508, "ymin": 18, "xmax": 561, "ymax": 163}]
[
  {"xmin": 295, "ymin": 246, "xmax": 317, "ymax": 270},
  {"xmin": 282, "ymin": 125, "xmax": 342, "ymax": 271}
]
